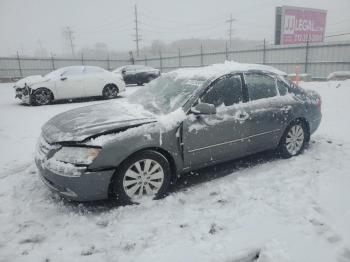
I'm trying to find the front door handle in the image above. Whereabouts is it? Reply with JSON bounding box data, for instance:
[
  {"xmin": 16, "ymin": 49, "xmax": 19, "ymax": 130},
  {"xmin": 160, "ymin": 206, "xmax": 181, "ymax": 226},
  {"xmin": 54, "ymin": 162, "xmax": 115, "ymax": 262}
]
[
  {"xmin": 281, "ymin": 106, "xmax": 291, "ymax": 113},
  {"xmin": 235, "ymin": 111, "xmax": 249, "ymax": 121}
]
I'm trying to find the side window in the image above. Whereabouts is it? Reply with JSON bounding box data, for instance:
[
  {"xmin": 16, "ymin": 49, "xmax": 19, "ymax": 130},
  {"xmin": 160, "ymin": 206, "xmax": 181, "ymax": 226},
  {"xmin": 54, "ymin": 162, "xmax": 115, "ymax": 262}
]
[
  {"xmin": 63, "ymin": 67, "xmax": 83, "ymax": 77},
  {"xmin": 277, "ymin": 79, "xmax": 289, "ymax": 96},
  {"xmin": 201, "ymin": 75, "xmax": 243, "ymax": 107},
  {"xmin": 245, "ymin": 73, "xmax": 277, "ymax": 101},
  {"xmin": 84, "ymin": 67, "xmax": 104, "ymax": 74}
]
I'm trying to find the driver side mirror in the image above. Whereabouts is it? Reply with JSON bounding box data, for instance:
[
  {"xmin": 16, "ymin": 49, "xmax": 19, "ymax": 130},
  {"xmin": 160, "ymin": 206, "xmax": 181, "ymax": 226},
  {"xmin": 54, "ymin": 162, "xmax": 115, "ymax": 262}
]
[
  {"xmin": 191, "ymin": 103, "xmax": 216, "ymax": 115},
  {"xmin": 121, "ymin": 69, "xmax": 126, "ymax": 75},
  {"xmin": 60, "ymin": 76, "xmax": 67, "ymax": 81}
]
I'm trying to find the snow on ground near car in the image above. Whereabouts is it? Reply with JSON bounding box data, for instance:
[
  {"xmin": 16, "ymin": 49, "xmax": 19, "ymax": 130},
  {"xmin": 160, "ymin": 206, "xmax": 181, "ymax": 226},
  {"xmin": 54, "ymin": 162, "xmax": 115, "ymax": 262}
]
[{"xmin": 0, "ymin": 81, "xmax": 349, "ymax": 262}]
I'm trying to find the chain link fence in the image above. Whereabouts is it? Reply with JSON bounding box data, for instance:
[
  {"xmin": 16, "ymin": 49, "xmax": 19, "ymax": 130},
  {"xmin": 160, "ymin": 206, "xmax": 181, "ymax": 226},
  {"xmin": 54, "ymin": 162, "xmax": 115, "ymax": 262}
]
[{"xmin": 1, "ymin": 40, "xmax": 350, "ymax": 81}]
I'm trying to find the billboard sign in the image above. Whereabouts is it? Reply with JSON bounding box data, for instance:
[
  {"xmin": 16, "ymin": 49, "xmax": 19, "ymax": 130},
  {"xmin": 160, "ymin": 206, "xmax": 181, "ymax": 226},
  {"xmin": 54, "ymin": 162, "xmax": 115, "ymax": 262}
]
[{"xmin": 280, "ymin": 6, "xmax": 327, "ymax": 45}]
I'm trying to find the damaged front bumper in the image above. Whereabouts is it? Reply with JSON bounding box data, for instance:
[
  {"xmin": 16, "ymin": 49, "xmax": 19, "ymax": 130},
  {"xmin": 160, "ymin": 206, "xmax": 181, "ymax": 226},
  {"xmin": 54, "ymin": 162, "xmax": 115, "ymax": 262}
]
[
  {"xmin": 14, "ymin": 84, "xmax": 32, "ymax": 104},
  {"xmin": 35, "ymin": 158, "xmax": 115, "ymax": 201},
  {"xmin": 34, "ymin": 135, "xmax": 115, "ymax": 201}
]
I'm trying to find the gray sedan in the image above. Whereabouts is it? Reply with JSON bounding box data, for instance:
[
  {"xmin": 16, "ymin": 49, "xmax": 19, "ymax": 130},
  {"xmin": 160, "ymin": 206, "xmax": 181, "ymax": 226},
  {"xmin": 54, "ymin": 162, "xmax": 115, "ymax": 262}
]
[{"xmin": 35, "ymin": 63, "xmax": 322, "ymax": 204}]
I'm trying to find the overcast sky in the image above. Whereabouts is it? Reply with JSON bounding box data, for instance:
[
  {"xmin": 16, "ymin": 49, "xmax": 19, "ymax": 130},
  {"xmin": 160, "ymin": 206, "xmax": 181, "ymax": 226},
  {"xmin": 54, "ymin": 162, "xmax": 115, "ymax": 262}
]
[{"xmin": 0, "ymin": 0, "xmax": 349, "ymax": 56}]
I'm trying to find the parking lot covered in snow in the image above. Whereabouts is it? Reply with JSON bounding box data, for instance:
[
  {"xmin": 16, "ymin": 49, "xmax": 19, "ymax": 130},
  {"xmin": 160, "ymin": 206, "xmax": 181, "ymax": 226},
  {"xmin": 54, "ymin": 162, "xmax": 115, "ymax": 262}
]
[{"xmin": 0, "ymin": 81, "xmax": 349, "ymax": 262}]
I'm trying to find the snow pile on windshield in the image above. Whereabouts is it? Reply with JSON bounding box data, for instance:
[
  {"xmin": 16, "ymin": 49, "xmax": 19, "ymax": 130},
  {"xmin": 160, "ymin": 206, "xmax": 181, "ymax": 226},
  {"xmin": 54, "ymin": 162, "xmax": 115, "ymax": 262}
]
[
  {"xmin": 128, "ymin": 76, "xmax": 203, "ymax": 115},
  {"xmin": 157, "ymin": 108, "xmax": 186, "ymax": 130},
  {"xmin": 167, "ymin": 61, "xmax": 286, "ymax": 81}
]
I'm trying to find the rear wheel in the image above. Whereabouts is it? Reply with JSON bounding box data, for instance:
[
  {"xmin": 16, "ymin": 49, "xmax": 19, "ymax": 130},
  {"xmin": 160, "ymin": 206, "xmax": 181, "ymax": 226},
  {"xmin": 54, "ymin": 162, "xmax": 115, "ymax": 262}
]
[
  {"xmin": 31, "ymin": 88, "xmax": 53, "ymax": 106},
  {"xmin": 102, "ymin": 84, "xmax": 119, "ymax": 99},
  {"xmin": 111, "ymin": 150, "xmax": 172, "ymax": 205},
  {"xmin": 278, "ymin": 121, "xmax": 307, "ymax": 158}
]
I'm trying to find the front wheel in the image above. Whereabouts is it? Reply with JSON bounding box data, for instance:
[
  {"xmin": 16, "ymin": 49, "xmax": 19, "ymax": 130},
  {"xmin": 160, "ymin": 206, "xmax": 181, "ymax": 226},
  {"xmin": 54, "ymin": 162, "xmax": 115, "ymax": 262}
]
[
  {"xmin": 31, "ymin": 88, "xmax": 53, "ymax": 106},
  {"xmin": 111, "ymin": 150, "xmax": 172, "ymax": 205},
  {"xmin": 102, "ymin": 84, "xmax": 119, "ymax": 99},
  {"xmin": 278, "ymin": 121, "xmax": 307, "ymax": 158}
]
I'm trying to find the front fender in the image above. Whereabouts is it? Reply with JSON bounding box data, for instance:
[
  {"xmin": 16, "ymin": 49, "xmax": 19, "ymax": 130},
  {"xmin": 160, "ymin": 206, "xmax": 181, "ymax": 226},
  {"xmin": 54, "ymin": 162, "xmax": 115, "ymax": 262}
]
[
  {"xmin": 88, "ymin": 124, "xmax": 184, "ymax": 174},
  {"xmin": 31, "ymin": 82, "xmax": 57, "ymax": 99}
]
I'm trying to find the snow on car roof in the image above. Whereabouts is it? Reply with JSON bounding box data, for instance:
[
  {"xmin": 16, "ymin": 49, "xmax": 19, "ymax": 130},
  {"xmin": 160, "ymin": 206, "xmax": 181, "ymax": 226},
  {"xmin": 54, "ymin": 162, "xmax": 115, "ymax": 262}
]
[{"xmin": 166, "ymin": 61, "xmax": 287, "ymax": 81}]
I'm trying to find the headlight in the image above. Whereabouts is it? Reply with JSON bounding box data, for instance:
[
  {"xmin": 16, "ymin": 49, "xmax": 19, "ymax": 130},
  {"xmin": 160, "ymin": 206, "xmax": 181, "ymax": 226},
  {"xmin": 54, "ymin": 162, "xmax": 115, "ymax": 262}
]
[{"xmin": 53, "ymin": 147, "xmax": 101, "ymax": 165}]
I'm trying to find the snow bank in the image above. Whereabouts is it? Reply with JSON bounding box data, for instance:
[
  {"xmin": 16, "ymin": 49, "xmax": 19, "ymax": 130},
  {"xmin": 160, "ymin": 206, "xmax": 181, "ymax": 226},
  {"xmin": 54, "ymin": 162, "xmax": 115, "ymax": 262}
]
[{"xmin": 327, "ymin": 71, "xmax": 350, "ymax": 81}]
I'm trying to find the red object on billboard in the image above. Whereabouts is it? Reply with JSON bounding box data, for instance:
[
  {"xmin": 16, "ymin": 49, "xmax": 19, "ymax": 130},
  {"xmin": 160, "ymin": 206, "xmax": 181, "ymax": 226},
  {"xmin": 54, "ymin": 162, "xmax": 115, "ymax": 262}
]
[{"xmin": 281, "ymin": 6, "xmax": 327, "ymax": 45}]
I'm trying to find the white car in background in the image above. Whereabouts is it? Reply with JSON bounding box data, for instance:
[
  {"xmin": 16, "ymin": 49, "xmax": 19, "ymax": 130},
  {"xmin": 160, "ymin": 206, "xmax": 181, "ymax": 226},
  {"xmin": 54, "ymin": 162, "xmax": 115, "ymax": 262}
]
[{"xmin": 14, "ymin": 66, "xmax": 126, "ymax": 105}]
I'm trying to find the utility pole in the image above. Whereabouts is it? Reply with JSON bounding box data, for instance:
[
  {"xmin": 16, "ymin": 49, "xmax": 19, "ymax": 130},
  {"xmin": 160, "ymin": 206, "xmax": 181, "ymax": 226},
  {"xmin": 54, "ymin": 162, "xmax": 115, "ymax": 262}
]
[
  {"xmin": 62, "ymin": 26, "xmax": 75, "ymax": 57},
  {"xmin": 226, "ymin": 14, "xmax": 235, "ymax": 49},
  {"xmin": 134, "ymin": 4, "xmax": 141, "ymax": 57},
  {"xmin": 37, "ymin": 39, "xmax": 45, "ymax": 57}
]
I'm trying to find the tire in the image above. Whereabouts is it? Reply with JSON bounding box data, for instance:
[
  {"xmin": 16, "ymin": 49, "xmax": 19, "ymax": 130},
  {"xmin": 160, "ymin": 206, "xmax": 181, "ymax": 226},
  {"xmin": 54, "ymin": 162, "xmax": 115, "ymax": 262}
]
[
  {"xmin": 102, "ymin": 84, "xmax": 119, "ymax": 99},
  {"xmin": 111, "ymin": 150, "xmax": 172, "ymax": 205},
  {"xmin": 278, "ymin": 120, "xmax": 307, "ymax": 158},
  {"xmin": 31, "ymin": 88, "xmax": 53, "ymax": 106}
]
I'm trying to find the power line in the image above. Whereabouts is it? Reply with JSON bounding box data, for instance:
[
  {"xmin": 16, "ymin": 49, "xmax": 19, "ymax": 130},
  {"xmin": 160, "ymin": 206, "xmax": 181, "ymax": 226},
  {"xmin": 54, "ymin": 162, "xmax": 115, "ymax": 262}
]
[
  {"xmin": 134, "ymin": 4, "xmax": 141, "ymax": 57},
  {"xmin": 325, "ymin": 32, "xmax": 350, "ymax": 38},
  {"xmin": 139, "ymin": 22, "xmax": 225, "ymax": 34},
  {"xmin": 139, "ymin": 11, "xmax": 225, "ymax": 27},
  {"xmin": 226, "ymin": 14, "xmax": 235, "ymax": 49}
]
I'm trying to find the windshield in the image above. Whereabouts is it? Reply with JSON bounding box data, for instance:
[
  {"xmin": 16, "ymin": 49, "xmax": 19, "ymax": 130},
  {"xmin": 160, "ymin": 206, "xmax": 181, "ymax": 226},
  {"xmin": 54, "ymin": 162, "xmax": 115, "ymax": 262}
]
[
  {"xmin": 127, "ymin": 74, "xmax": 205, "ymax": 115},
  {"xmin": 114, "ymin": 66, "xmax": 124, "ymax": 73},
  {"xmin": 44, "ymin": 69, "xmax": 63, "ymax": 79}
]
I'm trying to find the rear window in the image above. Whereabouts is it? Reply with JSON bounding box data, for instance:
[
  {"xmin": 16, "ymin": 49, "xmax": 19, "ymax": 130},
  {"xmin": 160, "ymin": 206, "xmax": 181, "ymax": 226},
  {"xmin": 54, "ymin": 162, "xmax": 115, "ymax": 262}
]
[{"xmin": 245, "ymin": 73, "xmax": 277, "ymax": 101}]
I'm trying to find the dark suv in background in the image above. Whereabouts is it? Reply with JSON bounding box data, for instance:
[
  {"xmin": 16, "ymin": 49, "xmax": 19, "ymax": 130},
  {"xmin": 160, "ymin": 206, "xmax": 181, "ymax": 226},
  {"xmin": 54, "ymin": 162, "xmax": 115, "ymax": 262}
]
[{"xmin": 113, "ymin": 65, "xmax": 161, "ymax": 85}]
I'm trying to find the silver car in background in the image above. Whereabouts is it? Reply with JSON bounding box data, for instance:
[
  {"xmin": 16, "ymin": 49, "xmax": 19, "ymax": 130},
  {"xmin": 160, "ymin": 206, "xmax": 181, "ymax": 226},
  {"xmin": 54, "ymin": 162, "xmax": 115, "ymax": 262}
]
[
  {"xmin": 35, "ymin": 62, "xmax": 322, "ymax": 204},
  {"xmin": 14, "ymin": 66, "xmax": 126, "ymax": 105}
]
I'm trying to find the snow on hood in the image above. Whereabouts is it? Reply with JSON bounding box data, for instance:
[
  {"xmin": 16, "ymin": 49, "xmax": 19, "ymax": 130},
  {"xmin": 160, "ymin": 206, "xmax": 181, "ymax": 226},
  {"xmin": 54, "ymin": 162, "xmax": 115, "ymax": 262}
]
[
  {"xmin": 42, "ymin": 101, "xmax": 156, "ymax": 143},
  {"xmin": 167, "ymin": 61, "xmax": 287, "ymax": 81},
  {"xmin": 14, "ymin": 75, "xmax": 47, "ymax": 88},
  {"xmin": 84, "ymin": 108, "xmax": 187, "ymax": 147}
]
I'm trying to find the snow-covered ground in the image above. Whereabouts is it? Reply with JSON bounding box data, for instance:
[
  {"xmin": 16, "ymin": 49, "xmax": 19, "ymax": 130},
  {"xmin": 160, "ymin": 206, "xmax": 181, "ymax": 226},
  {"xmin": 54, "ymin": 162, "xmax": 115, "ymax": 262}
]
[{"xmin": 0, "ymin": 81, "xmax": 349, "ymax": 262}]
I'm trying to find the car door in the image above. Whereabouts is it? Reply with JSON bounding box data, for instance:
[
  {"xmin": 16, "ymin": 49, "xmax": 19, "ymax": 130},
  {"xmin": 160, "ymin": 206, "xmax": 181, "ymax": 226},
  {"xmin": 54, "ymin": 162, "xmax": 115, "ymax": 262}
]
[
  {"xmin": 123, "ymin": 66, "xmax": 136, "ymax": 84},
  {"xmin": 83, "ymin": 66, "xmax": 106, "ymax": 97},
  {"xmin": 56, "ymin": 67, "xmax": 86, "ymax": 99},
  {"xmin": 182, "ymin": 73, "xmax": 249, "ymax": 169},
  {"xmin": 241, "ymin": 72, "xmax": 289, "ymax": 155},
  {"xmin": 134, "ymin": 66, "xmax": 148, "ymax": 83}
]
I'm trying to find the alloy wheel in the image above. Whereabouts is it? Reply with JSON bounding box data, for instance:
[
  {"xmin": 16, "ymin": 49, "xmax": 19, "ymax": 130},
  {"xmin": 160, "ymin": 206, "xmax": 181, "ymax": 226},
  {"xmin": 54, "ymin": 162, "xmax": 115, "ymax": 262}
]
[
  {"xmin": 285, "ymin": 124, "xmax": 305, "ymax": 155},
  {"xmin": 33, "ymin": 89, "xmax": 51, "ymax": 105},
  {"xmin": 104, "ymin": 85, "xmax": 118, "ymax": 98},
  {"xmin": 122, "ymin": 159, "xmax": 165, "ymax": 199}
]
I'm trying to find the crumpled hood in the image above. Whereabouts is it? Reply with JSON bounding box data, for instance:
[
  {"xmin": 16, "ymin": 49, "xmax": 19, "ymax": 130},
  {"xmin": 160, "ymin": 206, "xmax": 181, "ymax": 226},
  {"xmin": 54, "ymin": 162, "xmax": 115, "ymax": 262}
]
[
  {"xmin": 14, "ymin": 75, "xmax": 47, "ymax": 88},
  {"xmin": 42, "ymin": 101, "xmax": 156, "ymax": 143}
]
